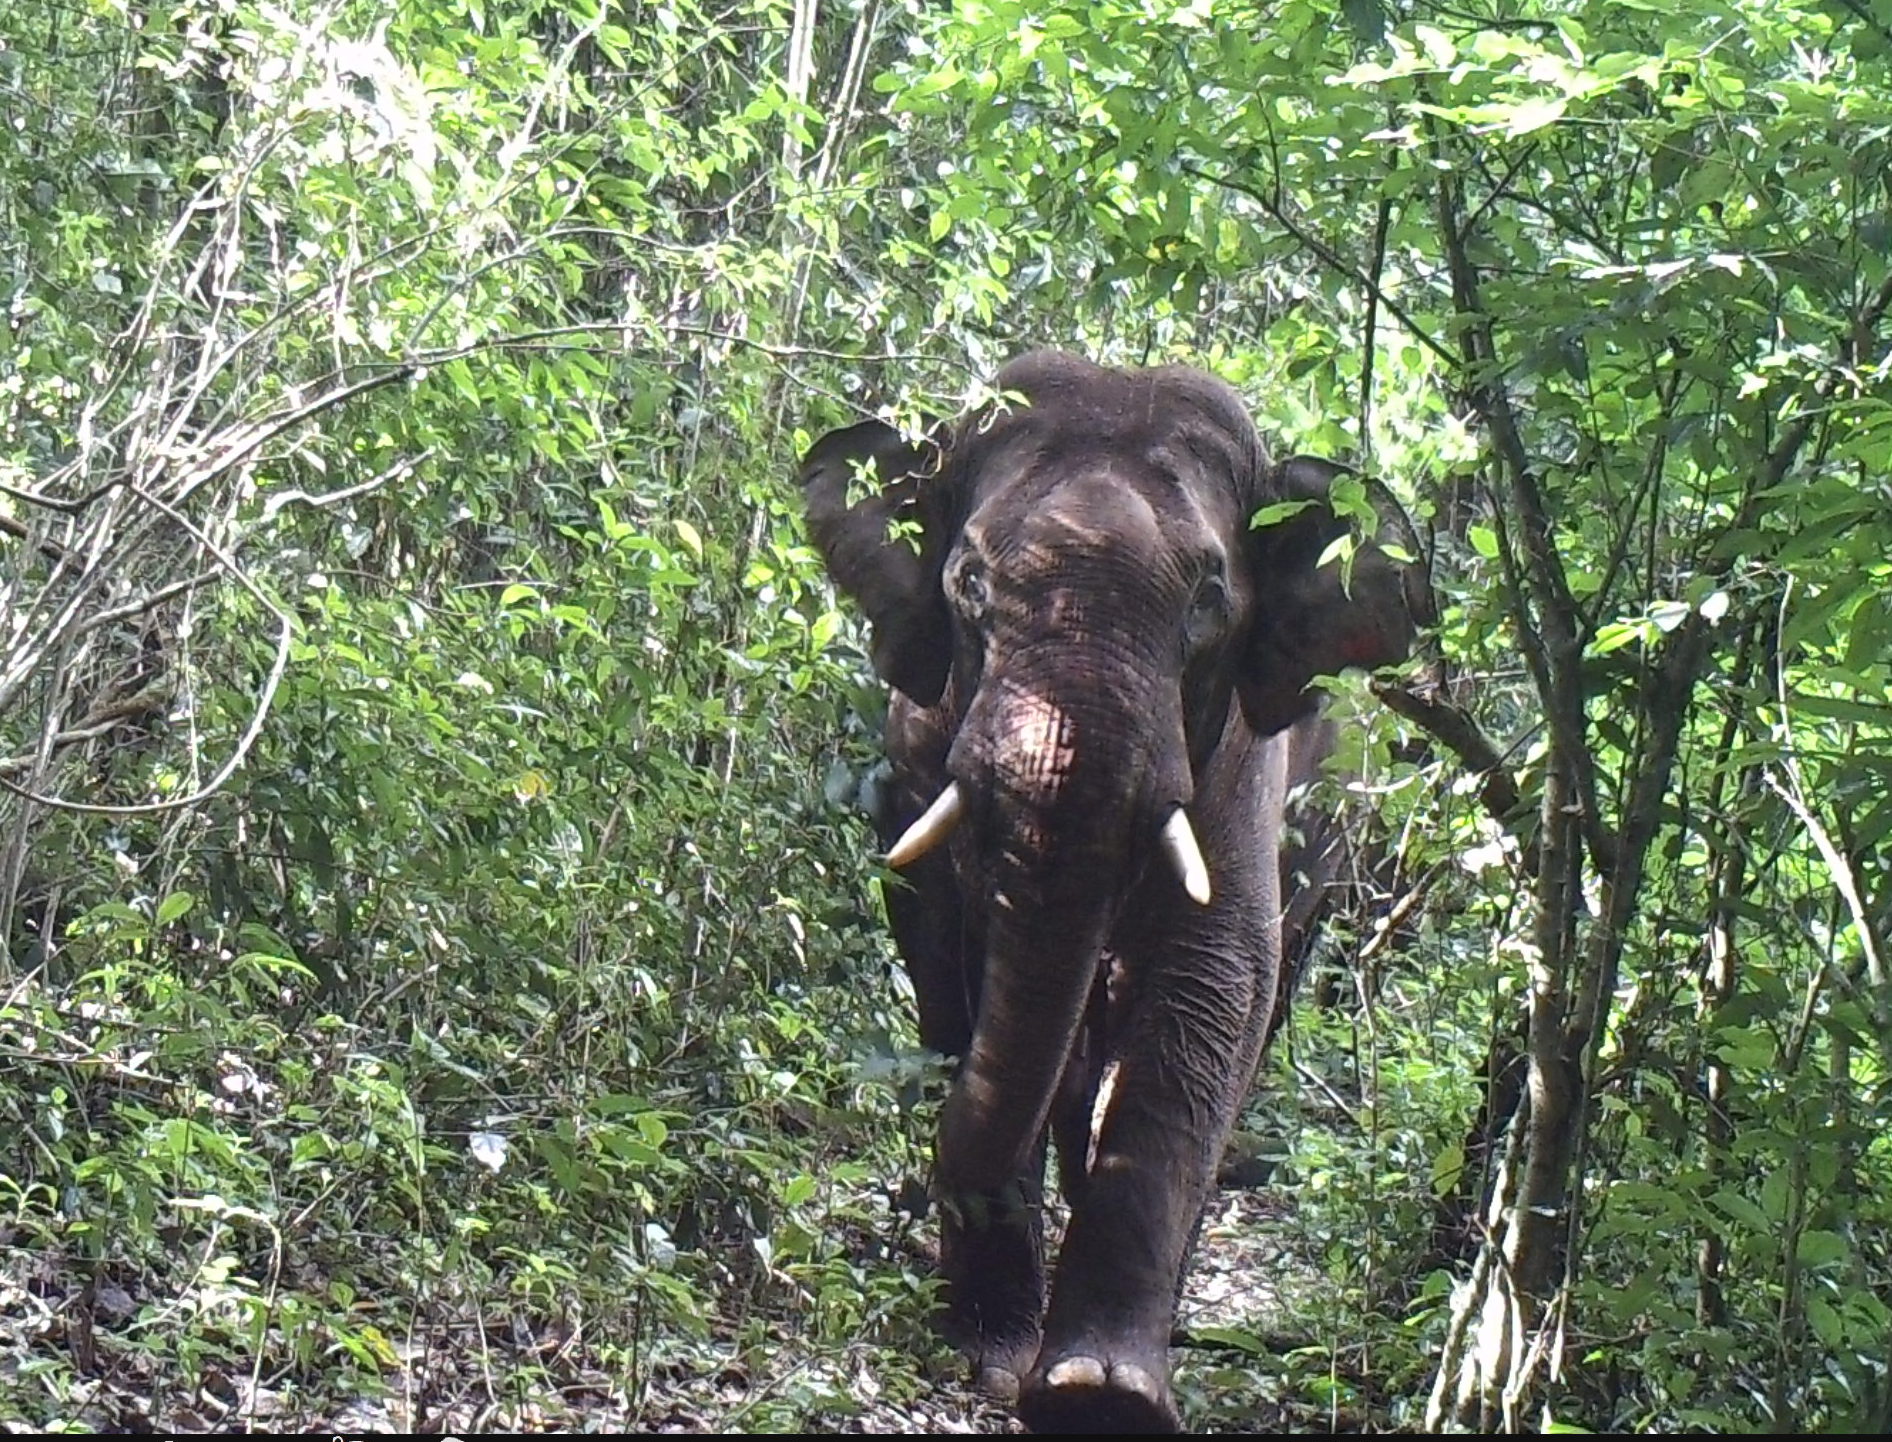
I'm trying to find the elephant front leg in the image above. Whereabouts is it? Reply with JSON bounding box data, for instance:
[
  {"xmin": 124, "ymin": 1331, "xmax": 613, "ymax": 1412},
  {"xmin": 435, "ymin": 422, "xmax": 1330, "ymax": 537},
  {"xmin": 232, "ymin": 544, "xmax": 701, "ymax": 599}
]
[
  {"xmin": 937, "ymin": 1142, "xmax": 1049, "ymax": 1400},
  {"xmin": 879, "ymin": 814, "xmax": 1047, "ymax": 1396},
  {"xmin": 1021, "ymin": 937, "xmax": 1275, "ymax": 1434}
]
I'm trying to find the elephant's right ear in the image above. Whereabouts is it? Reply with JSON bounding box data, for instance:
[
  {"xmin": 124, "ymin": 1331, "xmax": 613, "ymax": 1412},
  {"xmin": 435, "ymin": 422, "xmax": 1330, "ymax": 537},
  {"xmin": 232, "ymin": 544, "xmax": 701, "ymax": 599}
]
[{"xmin": 798, "ymin": 418, "xmax": 954, "ymax": 706}]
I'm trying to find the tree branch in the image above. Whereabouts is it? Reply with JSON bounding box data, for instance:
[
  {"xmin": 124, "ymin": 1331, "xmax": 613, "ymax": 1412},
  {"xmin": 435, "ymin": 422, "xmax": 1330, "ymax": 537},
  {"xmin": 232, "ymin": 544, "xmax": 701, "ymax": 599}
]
[
  {"xmin": 1177, "ymin": 160, "xmax": 1459, "ymax": 368},
  {"xmin": 1372, "ymin": 680, "xmax": 1525, "ymax": 831}
]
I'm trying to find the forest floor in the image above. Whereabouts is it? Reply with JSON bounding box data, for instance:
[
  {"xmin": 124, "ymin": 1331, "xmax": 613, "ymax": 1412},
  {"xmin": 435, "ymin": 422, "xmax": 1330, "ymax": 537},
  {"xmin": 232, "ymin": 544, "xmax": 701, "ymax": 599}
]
[{"xmin": 9, "ymin": 1184, "xmax": 1329, "ymax": 1435}]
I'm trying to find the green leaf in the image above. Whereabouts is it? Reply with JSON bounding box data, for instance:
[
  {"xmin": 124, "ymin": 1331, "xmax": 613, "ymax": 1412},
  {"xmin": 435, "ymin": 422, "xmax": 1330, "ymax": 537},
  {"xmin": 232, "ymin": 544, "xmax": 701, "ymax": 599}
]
[
  {"xmin": 1796, "ymin": 1229, "xmax": 1848, "ymax": 1268},
  {"xmin": 1789, "ymin": 693, "xmax": 1892, "ymax": 726},
  {"xmin": 1761, "ymin": 1166, "xmax": 1791, "ymax": 1223},
  {"xmin": 1710, "ymin": 1189, "xmax": 1770, "ymax": 1234},
  {"xmin": 1430, "ymin": 1140, "xmax": 1465, "ymax": 1196},
  {"xmin": 1503, "ymin": 96, "xmax": 1568, "ymax": 137},
  {"xmin": 782, "ymin": 1173, "xmax": 817, "ymax": 1206},
  {"xmin": 1589, "ymin": 619, "xmax": 1651, "ymax": 656},
  {"xmin": 154, "ymin": 891, "xmax": 195, "ymax": 927},
  {"xmin": 1714, "ymin": 1024, "xmax": 1776, "ymax": 1071},
  {"xmin": 1250, "ymin": 499, "xmax": 1317, "ymax": 528},
  {"xmin": 1805, "ymin": 1294, "xmax": 1846, "ymax": 1349},
  {"xmin": 1188, "ymin": 1324, "xmax": 1269, "ymax": 1355}
]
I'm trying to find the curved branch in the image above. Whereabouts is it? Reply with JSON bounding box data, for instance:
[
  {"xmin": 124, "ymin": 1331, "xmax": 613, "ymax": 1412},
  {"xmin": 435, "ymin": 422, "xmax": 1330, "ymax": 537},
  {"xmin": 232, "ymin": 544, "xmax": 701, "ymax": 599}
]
[{"xmin": 0, "ymin": 487, "xmax": 291, "ymax": 817}]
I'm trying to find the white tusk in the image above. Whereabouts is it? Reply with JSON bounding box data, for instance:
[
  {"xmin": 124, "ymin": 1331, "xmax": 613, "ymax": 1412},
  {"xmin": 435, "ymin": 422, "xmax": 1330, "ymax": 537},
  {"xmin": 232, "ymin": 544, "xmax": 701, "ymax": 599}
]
[
  {"xmin": 887, "ymin": 783, "xmax": 965, "ymax": 868},
  {"xmin": 1160, "ymin": 808, "xmax": 1212, "ymax": 905}
]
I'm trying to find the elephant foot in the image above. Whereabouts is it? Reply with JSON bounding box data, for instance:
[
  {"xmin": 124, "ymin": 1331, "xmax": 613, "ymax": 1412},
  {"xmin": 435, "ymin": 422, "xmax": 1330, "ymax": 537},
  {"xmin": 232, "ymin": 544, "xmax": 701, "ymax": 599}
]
[
  {"xmin": 974, "ymin": 1359, "xmax": 1023, "ymax": 1403},
  {"xmin": 937, "ymin": 1194, "xmax": 1046, "ymax": 1407},
  {"xmin": 937, "ymin": 1290, "xmax": 1040, "ymax": 1406},
  {"xmin": 1019, "ymin": 1351, "xmax": 1178, "ymax": 1434},
  {"xmin": 950, "ymin": 1327, "xmax": 1040, "ymax": 1405}
]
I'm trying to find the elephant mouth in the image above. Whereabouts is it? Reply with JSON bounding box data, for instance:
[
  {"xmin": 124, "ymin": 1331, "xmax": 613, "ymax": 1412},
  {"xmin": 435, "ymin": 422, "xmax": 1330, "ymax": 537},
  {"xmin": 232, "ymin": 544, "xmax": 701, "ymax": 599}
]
[{"xmin": 886, "ymin": 779, "xmax": 1212, "ymax": 905}]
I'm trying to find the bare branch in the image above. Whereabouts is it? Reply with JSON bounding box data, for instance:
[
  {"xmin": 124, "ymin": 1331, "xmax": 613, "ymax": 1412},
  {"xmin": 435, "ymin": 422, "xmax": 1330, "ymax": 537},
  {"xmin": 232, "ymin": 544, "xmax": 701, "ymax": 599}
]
[{"xmin": 0, "ymin": 486, "xmax": 292, "ymax": 817}]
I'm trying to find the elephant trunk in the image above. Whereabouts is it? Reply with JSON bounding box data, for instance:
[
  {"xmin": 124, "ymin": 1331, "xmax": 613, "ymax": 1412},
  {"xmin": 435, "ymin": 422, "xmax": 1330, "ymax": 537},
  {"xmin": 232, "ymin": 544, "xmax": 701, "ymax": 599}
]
[{"xmin": 934, "ymin": 675, "xmax": 1187, "ymax": 1197}]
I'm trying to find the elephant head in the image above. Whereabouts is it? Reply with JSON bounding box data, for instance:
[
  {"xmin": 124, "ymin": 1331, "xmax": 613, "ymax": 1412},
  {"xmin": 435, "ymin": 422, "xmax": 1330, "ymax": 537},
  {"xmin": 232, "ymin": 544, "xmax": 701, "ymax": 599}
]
[{"xmin": 800, "ymin": 352, "xmax": 1414, "ymax": 1430}]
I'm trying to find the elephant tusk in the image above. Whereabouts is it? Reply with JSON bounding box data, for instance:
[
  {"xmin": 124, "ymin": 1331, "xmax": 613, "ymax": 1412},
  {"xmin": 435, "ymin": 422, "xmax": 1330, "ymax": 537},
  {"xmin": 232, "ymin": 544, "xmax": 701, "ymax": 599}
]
[
  {"xmin": 887, "ymin": 782, "xmax": 965, "ymax": 868},
  {"xmin": 1160, "ymin": 808, "xmax": 1212, "ymax": 905}
]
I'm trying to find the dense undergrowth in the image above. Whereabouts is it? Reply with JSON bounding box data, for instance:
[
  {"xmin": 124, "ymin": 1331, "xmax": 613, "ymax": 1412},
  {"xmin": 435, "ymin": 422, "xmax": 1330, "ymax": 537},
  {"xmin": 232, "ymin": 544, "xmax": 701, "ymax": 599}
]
[{"xmin": 6, "ymin": 0, "xmax": 1892, "ymax": 1432}]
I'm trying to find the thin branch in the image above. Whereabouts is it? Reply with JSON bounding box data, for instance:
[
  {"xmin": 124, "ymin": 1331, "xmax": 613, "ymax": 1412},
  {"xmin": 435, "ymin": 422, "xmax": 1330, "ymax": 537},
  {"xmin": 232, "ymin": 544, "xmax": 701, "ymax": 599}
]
[
  {"xmin": 1358, "ymin": 857, "xmax": 1449, "ymax": 963},
  {"xmin": 73, "ymin": 571, "xmax": 217, "ymax": 639},
  {"xmin": 1292, "ymin": 1059, "xmax": 1364, "ymax": 1130},
  {"xmin": 1769, "ymin": 583, "xmax": 1888, "ymax": 997},
  {"xmin": 1372, "ymin": 680, "xmax": 1526, "ymax": 830},
  {"xmin": 1176, "ymin": 160, "xmax": 1459, "ymax": 368},
  {"xmin": 0, "ymin": 687, "xmax": 171, "ymax": 777},
  {"xmin": 164, "ymin": 366, "xmax": 417, "ymax": 506},
  {"xmin": 1433, "ymin": 141, "xmax": 1617, "ymax": 878},
  {"xmin": 0, "ymin": 513, "xmax": 72, "ymax": 564},
  {"xmin": 0, "ymin": 487, "xmax": 291, "ymax": 817},
  {"xmin": 411, "ymin": 322, "xmax": 942, "ymax": 368},
  {"xmin": 255, "ymin": 449, "xmax": 429, "ymax": 523}
]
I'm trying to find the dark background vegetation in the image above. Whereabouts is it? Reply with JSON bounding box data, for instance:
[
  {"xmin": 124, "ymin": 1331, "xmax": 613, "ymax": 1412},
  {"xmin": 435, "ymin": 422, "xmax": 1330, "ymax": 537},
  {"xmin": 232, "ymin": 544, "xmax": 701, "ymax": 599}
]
[{"xmin": 3, "ymin": 0, "xmax": 1889, "ymax": 1431}]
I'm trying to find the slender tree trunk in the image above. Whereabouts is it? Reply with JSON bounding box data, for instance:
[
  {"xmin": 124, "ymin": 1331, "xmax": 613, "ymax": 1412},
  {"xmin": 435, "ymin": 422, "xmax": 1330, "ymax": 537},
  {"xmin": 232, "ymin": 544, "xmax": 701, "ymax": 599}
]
[{"xmin": 1695, "ymin": 622, "xmax": 1762, "ymax": 1325}]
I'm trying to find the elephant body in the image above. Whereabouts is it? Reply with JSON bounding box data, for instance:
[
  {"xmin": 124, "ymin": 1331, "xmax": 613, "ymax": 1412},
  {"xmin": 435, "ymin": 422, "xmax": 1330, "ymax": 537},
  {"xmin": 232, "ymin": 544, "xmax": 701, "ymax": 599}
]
[{"xmin": 799, "ymin": 353, "xmax": 1412, "ymax": 1433}]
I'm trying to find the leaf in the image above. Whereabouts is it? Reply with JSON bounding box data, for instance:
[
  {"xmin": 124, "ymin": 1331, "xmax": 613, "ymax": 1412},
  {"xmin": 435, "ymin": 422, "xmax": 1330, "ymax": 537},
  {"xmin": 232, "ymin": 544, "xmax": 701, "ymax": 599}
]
[
  {"xmin": 1649, "ymin": 599, "xmax": 1691, "ymax": 633},
  {"xmin": 1504, "ymin": 96, "xmax": 1567, "ymax": 138},
  {"xmin": 1714, "ymin": 1023, "xmax": 1776, "ymax": 1071},
  {"xmin": 1796, "ymin": 1229, "xmax": 1848, "ymax": 1268},
  {"xmin": 782, "ymin": 1174, "xmax": 816, "ymax": 1206},
  {"xmin": 233, "ymin": 952, "xmax": 318, "ymax": 981},
  {"xmin": 1249, "ymin": 499, "xmax": 1317, "ymax": 528},
  {"xmin": 597, "ymin": 1131, "xmax": 662, "ymax": 1167},
  {"xmin": 1413, "ymin": 24, "xmax": 1454, "ymax": 67},
  {"xmin": 469, "ymin": 1131, "xmax": 509, "ymax": 1173},
  {"xmin": 1188, "ymin": 1324, "xmax": 1270, "ymax": 1355},
  {"xmin": 1760, "ymin": 1165, "xmax": 1791, "ymax": 1223},
  {"xmin": 356, "ymin": 1323, "xmax": 401, "ymax": 1368},
  {"xmin": 1430, "ymin": 1139, "xmax": 1465, "ymax": 1195},
  {"xmin": 1316, "ymin": 533, "xmax": 1357, "ymax": 571},
  {"xmin": 1710, "ymin": 1189, "xmax": 1770, "ymax": 1233},
  {"xmin": 154, "ymin": 891, "xmax": 195, "ymax": 927},
  {"xmin": 1589, "ymin": 619, "xmax": 1650, "ymax": 656},
  {"xmin": 1805, "ymin": 1294, "xmax": 1846, "ymax": 1348},
  {"xmin": 591, "ymin": 1094, "xmax": 649, "ymax": 1116},
  {"xmin": 644, "ymin": 1221, "xmax": 677, "ymax": 1270},
  {"xmin": 1789, "ymin": 693, "xmax": 1892, "ymax": 726},
  {"xmin": 674, "ymin": 518, "xmax": 703, "ymax": 560},
  {"xmin": 1468, "ymin": 525, "xmax": 1500, "ymax": 559}
]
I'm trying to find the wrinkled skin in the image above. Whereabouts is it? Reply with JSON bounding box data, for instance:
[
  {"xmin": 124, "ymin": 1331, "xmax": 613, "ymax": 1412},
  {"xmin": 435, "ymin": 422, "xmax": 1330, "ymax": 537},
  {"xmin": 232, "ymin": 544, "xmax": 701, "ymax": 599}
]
[{"xmin": 799, "ymin": 353, "xmax": 1414, "ymax": 1433}]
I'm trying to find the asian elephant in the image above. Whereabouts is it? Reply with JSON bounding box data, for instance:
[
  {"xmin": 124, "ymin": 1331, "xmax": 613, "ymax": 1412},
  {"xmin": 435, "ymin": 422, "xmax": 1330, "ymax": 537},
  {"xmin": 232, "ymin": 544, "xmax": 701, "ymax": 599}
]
[{"xmin": 798, "ymin": 352, "xmax": 1415, "ymax": 1433}]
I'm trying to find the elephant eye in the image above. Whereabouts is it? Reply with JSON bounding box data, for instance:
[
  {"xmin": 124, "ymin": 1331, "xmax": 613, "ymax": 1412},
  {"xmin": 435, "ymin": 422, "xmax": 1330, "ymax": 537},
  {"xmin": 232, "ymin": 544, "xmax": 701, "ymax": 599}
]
[
  {"xmin": 1184, "ymin": 573, "xmax": 1231, "ymax": 650},
  {"xmin": 947, "ymin": 554, "xmax": 989, "ymax": 621}
]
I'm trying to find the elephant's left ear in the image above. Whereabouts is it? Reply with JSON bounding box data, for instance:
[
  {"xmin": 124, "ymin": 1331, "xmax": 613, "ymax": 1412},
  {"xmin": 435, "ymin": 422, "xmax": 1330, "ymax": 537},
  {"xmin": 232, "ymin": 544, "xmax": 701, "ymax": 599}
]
[{"xmin": 1237, "ymin": 456, "xmax": 1418, "ymax": 737}]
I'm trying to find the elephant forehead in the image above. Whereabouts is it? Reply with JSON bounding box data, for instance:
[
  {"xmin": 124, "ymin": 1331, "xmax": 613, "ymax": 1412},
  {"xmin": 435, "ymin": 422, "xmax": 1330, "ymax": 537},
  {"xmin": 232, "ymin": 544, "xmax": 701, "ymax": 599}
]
[{"xmin": 967, "ymin": 468, "xmax": 1213, "ymax": 574}]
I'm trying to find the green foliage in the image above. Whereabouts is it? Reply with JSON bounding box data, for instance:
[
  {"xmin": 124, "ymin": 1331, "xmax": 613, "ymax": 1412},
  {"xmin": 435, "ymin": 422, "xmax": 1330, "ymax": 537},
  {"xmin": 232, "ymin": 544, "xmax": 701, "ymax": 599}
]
[{"xmin": 4, "ymin": 0, "xmax": 1891, "ymax": 1430}]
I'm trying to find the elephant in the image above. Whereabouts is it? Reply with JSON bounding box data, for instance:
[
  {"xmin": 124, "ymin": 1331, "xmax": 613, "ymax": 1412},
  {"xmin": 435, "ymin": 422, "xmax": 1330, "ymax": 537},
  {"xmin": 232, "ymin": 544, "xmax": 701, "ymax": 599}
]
[{"xmin": 798, "ymin": 351, "xmax": 1415, "ymax": 1433}]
